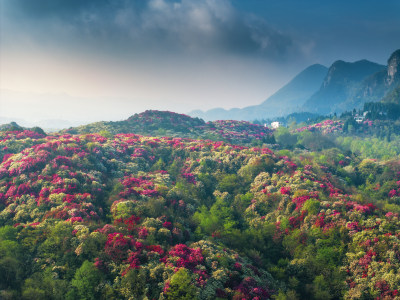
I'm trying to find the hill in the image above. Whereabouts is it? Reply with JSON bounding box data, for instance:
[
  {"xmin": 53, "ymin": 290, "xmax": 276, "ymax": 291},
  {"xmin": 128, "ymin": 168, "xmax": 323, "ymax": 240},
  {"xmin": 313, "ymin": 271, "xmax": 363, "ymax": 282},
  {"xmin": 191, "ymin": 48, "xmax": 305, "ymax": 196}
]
[
  {"xmin": 0, "ymin": 122, "xmax": 46, "ymax": 135},
  {"xmin": 3, "ymin": 110, "xmax": 400, "ymax": 298},
  {"xmin": 0, "ymin": 122, "xmax": 24, "ymax": 132},
  {"xmin": 64, "ymin": 110, "xmax": 275, "ymax": 145}
]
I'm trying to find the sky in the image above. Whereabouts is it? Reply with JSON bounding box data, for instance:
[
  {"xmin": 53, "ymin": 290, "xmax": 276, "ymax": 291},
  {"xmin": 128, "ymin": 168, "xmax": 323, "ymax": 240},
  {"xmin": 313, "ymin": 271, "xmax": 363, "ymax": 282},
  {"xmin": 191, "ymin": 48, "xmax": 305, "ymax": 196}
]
[{"xmin": 1, "ymin": 0, "xmax": 399, "ymax": 126}]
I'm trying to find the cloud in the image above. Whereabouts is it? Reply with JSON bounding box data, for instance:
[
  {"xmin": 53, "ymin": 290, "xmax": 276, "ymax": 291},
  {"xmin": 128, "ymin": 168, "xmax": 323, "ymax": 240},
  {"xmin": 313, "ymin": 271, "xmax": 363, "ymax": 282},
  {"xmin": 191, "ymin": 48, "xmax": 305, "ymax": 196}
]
[{"xmin": 3, "ymin": 0, "xmax": 299, "ymax": 60}]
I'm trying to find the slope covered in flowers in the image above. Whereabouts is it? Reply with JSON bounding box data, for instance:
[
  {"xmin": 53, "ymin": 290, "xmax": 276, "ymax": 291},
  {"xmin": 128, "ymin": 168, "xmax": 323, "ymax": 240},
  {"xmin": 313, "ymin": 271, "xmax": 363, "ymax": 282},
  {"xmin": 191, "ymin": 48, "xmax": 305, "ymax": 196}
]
[
  {"xmin": 64, "ymin": 110, "xmax": 275, "ymax": 145},
  {"xmin": 295, "ymin": 119, "xmax": 344, "ymax": 134},
  {"xmin": 1, "ymin": 123, "xmax": 400, "ymax": 299}
]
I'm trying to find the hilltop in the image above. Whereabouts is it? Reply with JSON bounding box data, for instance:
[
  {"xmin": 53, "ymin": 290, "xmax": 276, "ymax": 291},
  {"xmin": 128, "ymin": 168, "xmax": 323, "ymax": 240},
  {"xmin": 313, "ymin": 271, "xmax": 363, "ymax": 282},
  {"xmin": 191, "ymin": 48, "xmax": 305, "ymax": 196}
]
[{"xmin": 64, "ymin": 110, "xmax": 275, "ymax": 145}]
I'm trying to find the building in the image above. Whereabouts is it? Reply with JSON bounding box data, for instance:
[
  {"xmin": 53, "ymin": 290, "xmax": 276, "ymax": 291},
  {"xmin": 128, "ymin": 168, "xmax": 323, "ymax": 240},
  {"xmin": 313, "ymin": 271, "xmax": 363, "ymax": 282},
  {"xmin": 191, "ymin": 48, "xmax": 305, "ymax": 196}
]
[
  {"xmin": 271, "ymin": 121, "xmax": 283, "ymax": 129},
  {"xmin": 354, "ymin": 114, "xmax": 365, "ymax": 123}
]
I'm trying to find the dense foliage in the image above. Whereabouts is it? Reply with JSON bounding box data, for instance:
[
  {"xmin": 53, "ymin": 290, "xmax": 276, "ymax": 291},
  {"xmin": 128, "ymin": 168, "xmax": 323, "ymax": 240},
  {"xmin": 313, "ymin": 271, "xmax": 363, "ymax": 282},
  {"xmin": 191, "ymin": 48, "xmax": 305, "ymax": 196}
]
[
  {"xmin": 2, "ymin": 110, "xmax": 400, "ymax": 299},
  {"xmin": 64, "ymin": 110, "xmax": 275, "ymax": 146}
]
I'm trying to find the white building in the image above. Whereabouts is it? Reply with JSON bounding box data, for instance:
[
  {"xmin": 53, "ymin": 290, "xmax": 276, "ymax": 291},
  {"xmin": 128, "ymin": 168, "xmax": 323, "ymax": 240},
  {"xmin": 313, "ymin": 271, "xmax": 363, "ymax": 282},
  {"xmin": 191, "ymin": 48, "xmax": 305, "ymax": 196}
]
[
  {"xmin": 354, "ymin": 114, "xmax": 365, "ymax": 123},
  {"xmin": 271, "ymin": 121, "xmax": 282, "ymax": 129}
]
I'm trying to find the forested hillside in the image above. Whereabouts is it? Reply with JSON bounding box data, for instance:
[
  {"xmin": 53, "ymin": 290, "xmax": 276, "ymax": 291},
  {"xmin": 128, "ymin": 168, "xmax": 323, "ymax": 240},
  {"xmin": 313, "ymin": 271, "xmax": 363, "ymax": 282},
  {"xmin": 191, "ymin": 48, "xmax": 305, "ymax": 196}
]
[
  {"xmin": 2, "ymin": 110, "xmax": 400, "ymax": 299},
  {"xmin": 64, "ymin": 110, "xmax": 275, "ymax": 145}
]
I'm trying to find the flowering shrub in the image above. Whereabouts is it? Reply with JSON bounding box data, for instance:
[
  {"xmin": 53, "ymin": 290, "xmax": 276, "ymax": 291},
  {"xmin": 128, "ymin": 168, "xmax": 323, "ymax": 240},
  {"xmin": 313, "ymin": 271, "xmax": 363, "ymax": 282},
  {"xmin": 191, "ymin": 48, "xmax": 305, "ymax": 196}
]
[
  {"xmin": 295, "ymin": 119, "xmax": 344, "ymax": 134},
  {"xmin": 64, "ymin": 110, "xmax": 274, "ymax": 145},
  {"xmin": 162, "ymin": 244, "xmax": 204, "ymax": 270},
  {"xmin": 2, "ymin": 115, "xmax": 400, "ymax": 299}
]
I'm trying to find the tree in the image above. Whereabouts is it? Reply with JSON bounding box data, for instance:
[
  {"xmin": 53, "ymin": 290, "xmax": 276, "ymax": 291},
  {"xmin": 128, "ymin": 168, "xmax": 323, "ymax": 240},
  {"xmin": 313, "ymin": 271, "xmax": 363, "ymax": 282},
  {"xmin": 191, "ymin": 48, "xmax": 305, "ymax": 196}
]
[
  {"xmin": 165, "ymin": 268, "xmax": 198, "ymax": 300},
  {"xmin": 217, "ymin": 174, "xmax": 242, "ymax": 194},
  {"xmin": 299, "ymin": 132, "xmax": 335, "ymax": 151},
  {"xmin": 312, "ymin": 275, "xmax": 333, "ymax": 300},
  {"xmin": 386, "ymin": 127, "xmax": 392, "ymax": 142},
  {"xmin": 119, "ymin": 269, "xmax": 147, "ymax": 299},
  {"xmin": 22, "ymin": 270, "xmax": 69, "ymax": 300},
  {"xmin": 274, "ymin": 127, "xmax": 298, "ymax": 149},
  {"xmin": 0, "ymin": 257, "xmax": 22, "ymax": 290},
  {"xmin": 31, "ymin": 127, "xmax": 46, "ymax": 135},
  {"xmin": 69, "ymin": 261, "xmax": 102, "ymax": 300},
  {"xmin": 98, "ymin": 130, "xmax": 112, "ymax": 138}
]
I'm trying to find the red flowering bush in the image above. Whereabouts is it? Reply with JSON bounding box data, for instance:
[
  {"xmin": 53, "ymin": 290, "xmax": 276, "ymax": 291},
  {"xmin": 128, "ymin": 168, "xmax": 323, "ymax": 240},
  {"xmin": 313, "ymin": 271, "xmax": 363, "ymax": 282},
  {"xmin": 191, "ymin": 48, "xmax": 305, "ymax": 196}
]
[
  {"xmin": 2, "ymin": 112, "xmax": 400, "ymax": 299},
  {"xmin": 162, "ymin": 244, "xmax": 204, "ymax": 271}
]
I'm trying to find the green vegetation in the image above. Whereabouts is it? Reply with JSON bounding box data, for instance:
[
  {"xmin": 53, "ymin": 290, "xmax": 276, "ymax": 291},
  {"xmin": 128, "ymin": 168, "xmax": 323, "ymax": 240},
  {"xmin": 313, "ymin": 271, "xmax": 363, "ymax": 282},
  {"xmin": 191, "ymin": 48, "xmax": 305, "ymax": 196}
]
[{"xmin": 2, "ymin": 110, "xmax": 400, "ymax": 299}]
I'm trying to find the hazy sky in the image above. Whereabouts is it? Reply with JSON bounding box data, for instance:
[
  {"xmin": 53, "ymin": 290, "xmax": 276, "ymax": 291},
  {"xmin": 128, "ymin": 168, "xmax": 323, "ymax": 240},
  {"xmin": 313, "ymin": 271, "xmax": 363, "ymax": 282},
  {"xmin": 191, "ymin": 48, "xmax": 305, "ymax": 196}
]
[{"xmin": 1, "ymin": 0, "xmax": 399, "ymax": 125}]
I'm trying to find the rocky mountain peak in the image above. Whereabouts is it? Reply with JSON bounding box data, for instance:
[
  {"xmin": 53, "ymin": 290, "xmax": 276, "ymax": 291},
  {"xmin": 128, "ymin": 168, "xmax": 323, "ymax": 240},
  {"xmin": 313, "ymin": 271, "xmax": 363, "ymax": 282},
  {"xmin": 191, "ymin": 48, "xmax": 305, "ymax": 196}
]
[
  {"xmin": 322, "ymin": 59, "xmax": 384, "ymax": 89},
  {"xmin": 387, "ymin": 49, "xmax": 400, "ymax": 85}
]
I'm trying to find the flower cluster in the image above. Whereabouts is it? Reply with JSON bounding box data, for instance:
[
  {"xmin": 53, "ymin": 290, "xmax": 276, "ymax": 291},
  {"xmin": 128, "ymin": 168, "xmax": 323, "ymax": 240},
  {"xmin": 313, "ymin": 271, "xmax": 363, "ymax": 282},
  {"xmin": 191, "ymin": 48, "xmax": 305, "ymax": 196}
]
[
  {"xmin": 295, "ymin": 119, "xmax": 344, "ymax": 134},
  {"xmin": 2, "ymin": 116, "xmax": 400, "ymax": 299}
]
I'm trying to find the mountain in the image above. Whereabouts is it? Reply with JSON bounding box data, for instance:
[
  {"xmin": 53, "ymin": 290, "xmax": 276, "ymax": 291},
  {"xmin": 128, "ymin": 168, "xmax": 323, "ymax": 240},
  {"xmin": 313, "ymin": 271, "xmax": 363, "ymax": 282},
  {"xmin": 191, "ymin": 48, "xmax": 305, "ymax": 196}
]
[
  {"xmin": 190, "ymin": 64, "xmax": 328, "ymax": 121},
  {"xmin": 351, "ymin": 49, "xmax": 400, "ymax": 107},
  {"xmin": 258, "ymin": 64, "xmax": 329, "ymax": 109},
  {"xmin": 371, "ymin": 49, "xmax": 400, "ymax": 104},
  {"xmin": 382, "ymin": 84, "xmax": 400, "ymax": 104},
  {"xmin": 302, "ymin": 60, "xmax": 385, "ymax": 115},
  {"xmin": 303, "ymin": 49, "xmax": 400, "ymax": 114},
  {"xmin": 192, "ymin": 49, "xmax": 400, "ymax": 120},
  {"xmin": 387, "ymin": 49, "xmax": 400, "ymax": 86}
]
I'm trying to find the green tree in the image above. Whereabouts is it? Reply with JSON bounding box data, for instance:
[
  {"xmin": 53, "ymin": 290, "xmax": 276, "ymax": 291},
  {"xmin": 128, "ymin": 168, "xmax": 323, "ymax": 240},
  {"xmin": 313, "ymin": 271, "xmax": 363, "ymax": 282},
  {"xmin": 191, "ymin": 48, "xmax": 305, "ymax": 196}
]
[
  {"xmin": 69, "ymin": 261, "xmax": 102, "ymax": 300},
  {"xmin": 217, "ymin": 174, "xmax": 243, "ymax": 194},
  {"xmin": 119, "ymin": 269, "xmax": 147, "ymax": 299},
  {"xmin": 311, "ymin": 275, "xmax": 332, "ymax": 300},
  {"xmin": 22, "ymin": 269, "xmax": 69, "ymax": 300},
  {"xmin": 275, "ymin": 127, "xmax": 298, "ymax": 148},
  {"xmin": 98, "ymin": 130, "xmax": 112, "ymax": 138},
  {"xmin": 165, "ymin": 268, "xmax": 198, "ymax": 300},
  {"xmin": 0, "ymin": 257, "xmax": 22, "ymax": 290}
]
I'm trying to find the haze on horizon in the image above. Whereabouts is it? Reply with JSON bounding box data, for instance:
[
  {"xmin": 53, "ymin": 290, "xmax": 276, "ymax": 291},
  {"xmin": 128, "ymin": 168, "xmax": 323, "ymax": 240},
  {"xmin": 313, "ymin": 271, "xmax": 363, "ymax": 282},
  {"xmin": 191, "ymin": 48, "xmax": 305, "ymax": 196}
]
[{"xmin": 1, "ymin": 0, "xmax": 399, "ymax": 126}]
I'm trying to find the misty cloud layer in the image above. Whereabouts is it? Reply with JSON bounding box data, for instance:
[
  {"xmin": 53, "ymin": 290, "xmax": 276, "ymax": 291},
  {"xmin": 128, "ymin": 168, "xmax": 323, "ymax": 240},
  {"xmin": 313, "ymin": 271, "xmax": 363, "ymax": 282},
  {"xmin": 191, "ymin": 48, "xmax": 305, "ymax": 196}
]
[{"xmin": 4, "ymin": 0, "xmax": 299, "ymax": 60}]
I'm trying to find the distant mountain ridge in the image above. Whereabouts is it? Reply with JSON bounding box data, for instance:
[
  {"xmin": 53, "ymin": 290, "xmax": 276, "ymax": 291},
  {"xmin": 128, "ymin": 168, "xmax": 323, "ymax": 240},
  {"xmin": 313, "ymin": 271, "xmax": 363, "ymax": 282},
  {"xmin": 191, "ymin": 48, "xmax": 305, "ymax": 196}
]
[
  {"xmin": 369, "ymin": 49, "xmax": 400, "ymax": 104},
  {"xmin": 257, "ymin": 64, "xmax": 328, "ymax": 112},
  {"xmin": 302, "ymin": 59, "xmax": 385, "ymax": 114},
  {"xmin": 190, "ymin": 64, "xmax": 328, "ymax": 121},
  {"xmin": 349, "ymin": 50, "xmax": 400, "ymax": 107},
  {"xmin": 191, "ymin": 49, "xmax": 400, "ymax": 120}
]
